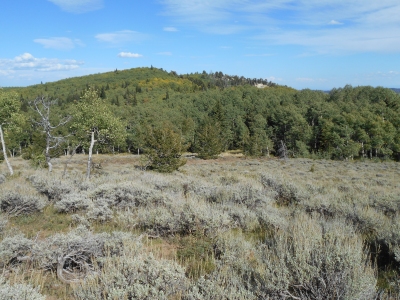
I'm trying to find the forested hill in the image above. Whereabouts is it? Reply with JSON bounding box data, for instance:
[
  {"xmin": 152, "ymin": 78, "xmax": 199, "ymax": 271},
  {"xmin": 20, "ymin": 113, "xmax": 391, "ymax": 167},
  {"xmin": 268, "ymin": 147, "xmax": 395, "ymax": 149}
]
[
  {"xmin": 3, "ymin": 67, "xmax": 400, "ymax": 161},
  {"xmin": 10, "ymin": 67, "xmax": 278, "ymax": 108}
]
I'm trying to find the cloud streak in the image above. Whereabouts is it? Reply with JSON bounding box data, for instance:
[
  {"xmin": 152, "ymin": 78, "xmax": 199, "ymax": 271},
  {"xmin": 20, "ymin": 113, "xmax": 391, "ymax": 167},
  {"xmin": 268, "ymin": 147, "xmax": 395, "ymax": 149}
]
[
  {"xmin": 48, "ymin": 0, "xmax": 103, "ymax": 13},
  {"xmin": 163, "ymin": 27, "xmax": 178, "ymax": 32},
  {"xmin": 96, "ymin": 30, "xmax": 148, "ymax": 45},
  {"xmin": 117, "ymin": 52, "xmax": 143, "ymax": 58},
  {"xmin": 34, "ymin": 37, "xmax": 84, "ymax": 50},
  {"xmin": 161, "ymin": 0, "xmax": 400, "ymax": 53}
]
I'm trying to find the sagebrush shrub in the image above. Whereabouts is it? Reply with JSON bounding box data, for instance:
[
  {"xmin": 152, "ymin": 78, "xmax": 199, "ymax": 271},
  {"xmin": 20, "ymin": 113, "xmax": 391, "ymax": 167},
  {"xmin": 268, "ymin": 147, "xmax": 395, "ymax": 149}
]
[
  {"xmin": 0, "ymin": 277, "xmax": 45, "ymax": 300},
  {"xmin": 184, "ymin": 276, "xmax": 256, "ymax": 300},
  {"xmin": 224, "ymin": 204, "xmax": 259, "ymax": 231},
  {"xmin": 74, "ymin": 246, "xmax": 188, "ymax": 299},
  {"xmin": 260, "ymin": 174, "xmax": 307, "ymax": 206},
  {"xmin": 31, "ymin": 226, "xmax": 130, "ymax": 271},
  {"xmin": 0, "ymin": 174, "xmax": 5, "ymax": 185},
  {"xmin": 185, "ymin": 234, "xmax": 257, "ymax": 300},
  {"xmin": 86, "ymin": 198, "xmax": 113, "ymax": 222},
  {"xmin": 127, "ymin": 197, "xmax": 233, "ymax": 236},
  {"xmin": 54, "ymin": 192, "xmax": 91, "ymax": 213},
  {"xmin": 259, "ymin": 215, "xmax": 376, "ymax": 298},
  {"xmin": 0, "ymin": 215, "xmax": 8, "ymax": 234},
  {"xmin": 0, "ymin": 191, "xmax": 46, "ymax": 216},
  {"xmin": 0, "ymin": 234, "xmax": 33, "ymax": 266},
  {"xmin": 92, "ymin": 182, "xmax": 168, "ymax": 208},
  {"xmin": 28, "ymin": 174, "xmax": 73, "ymax": 201}
]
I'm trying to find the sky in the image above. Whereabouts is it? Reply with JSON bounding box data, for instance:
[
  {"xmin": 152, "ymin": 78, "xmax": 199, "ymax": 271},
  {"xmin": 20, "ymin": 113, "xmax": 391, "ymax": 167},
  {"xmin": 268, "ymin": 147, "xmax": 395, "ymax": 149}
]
[{"xmin": 1, "ymin": 0, "xmax": 399, "ymax": 90}]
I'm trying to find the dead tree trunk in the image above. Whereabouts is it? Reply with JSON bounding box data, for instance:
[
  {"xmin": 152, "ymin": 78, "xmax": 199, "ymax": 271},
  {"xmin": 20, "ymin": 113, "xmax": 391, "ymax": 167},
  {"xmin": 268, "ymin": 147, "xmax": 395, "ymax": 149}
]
[
  {"xmin": 0, "ymin": 125, "xmax": 13, "ymax": 175},
  {"xmin": 30, "ymin": 96, "xmax": 71, "ymax": 173},
  {"xmin": 86, "ymin": 131, "xmax": 96, "ymax": 179},
  {"xmin": 62, "ymin": 144, "xmax": 80, "ymax": 178}
]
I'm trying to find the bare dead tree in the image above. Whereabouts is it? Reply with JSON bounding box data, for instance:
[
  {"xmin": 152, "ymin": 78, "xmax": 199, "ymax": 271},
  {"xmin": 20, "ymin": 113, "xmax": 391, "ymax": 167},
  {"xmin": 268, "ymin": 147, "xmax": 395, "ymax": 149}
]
[
  {"xmin": 0, "ymin": 124, "xmax": 13, "ymax": 175},
  {"xmin": 30, "ymin": 96, "xmax": 71, "ymax": 172},
  {"xmin": 278, "ymin": 140, "xmax": 288, "ymax": 160},
  {"xmin": 62, "ymin": 143, "xmax": 81, "ymax": 178}
]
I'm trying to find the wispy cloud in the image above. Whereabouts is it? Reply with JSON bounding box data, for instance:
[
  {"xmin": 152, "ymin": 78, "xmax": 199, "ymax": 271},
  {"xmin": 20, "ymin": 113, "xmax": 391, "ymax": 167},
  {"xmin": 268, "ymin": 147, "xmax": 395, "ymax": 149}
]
[
  {"xmin": 157, "ymin": 52, "xmax": 172, "ymax": 56},
  {"xmin": 296, "ymin": 77, "xmax": 327, "ymax": 82},
  {"xmin": 163, "ymin": 27, "xmax": 178, "ymax": 32},
  {"xmin": 0, "ymin": 53, "xmax": 83, "ymax": 72},
  {"xmin": 48, "ymin": 0, "xmax": 103, "ymax": 13},
  {"xmin": 373, "ymin": 70, "xmax": 400, "ymax": 78},
  {"xmin": 262, "ymin": 26, "xmax": 400, "ymax": 53},
  {"xmin": 117, "ymin": 52, "xmax": 143, "ymax": 58},
  {"xmin": 266, "ymin": 76, "xmax": 283, "ymax": 82},
  {"xmin": 161, "ymin": 0, "xmax": 400, "ymax": 53},
  {"xmin": 328, "ymin": 20, "xmax": 343, "ymax": 25},
  {"xmin": 161, "ymin": 0, "xmax": 249, "ymax": 34},
  {"xmin": 95, "ymin": 30, "xmax": 148, "ymax": 45},
  {"xmin": 244, "ymin": 53, "xmax": 273, "ymax": 57},
  {"xmin": 34, "ymin": 37, "xmax": 84, "ymax": 50}
]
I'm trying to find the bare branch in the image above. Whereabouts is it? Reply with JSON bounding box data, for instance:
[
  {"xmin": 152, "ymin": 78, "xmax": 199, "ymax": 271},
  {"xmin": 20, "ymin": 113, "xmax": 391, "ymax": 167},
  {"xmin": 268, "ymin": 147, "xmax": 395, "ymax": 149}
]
[{"xmin": 29, "ymin": 95, "xmax": 72, "ymax": 172}]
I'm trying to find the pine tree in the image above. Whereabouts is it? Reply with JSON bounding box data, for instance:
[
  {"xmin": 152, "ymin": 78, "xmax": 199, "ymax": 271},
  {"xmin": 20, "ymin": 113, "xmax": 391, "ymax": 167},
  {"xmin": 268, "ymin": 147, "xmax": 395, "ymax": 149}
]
[
  {"xmin": 195, "ymin": 120, "xmax": 223, "ymax": 159},
  {"xmin": 144, "ymin": 123, "xmax": 187, "ymax": 172}
]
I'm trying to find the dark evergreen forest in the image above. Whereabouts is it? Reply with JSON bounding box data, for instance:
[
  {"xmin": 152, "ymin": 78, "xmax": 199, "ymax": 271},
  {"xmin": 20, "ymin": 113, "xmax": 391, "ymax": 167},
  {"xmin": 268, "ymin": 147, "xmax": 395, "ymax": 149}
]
[{"xmin": 4, "ymin": 66, "xmax": 400, "ymax": 162}]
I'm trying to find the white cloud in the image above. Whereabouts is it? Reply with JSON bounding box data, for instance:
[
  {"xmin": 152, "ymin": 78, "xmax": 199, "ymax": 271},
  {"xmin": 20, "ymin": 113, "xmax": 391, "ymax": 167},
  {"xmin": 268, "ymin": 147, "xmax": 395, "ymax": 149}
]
[
  {"xmin": 0, "ymin": 53, "xmax": 83, "ymax": 72},
  {"xmin": 96, "ymin": 30, "xmax": 148, "ymax": 45},
  {"xmin": 157, "ymin": 52, "xmax": 172, "ymax": 56},
  {"xmin": 117, "ymin": 52, "xmax": 143, "ymax": 58},
  {"xmin": 328, "ymin": 20, "xmax": 343, "ymax": 25},
  {"xmin": 163, "ymin": 27, "xmax": 178, "ymax": 32},
  {"xmin": 34, "ymin": 37, "xmax": 84, "ymax": 50},
  {"xmin": 48, "ymin": 0, "xmax": 103, "ymax": 13}
]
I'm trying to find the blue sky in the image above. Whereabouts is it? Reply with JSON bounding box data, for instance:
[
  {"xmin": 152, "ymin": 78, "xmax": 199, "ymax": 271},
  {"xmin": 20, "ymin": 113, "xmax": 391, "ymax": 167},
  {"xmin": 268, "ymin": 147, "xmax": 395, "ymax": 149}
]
[{"xmin": 1, "ymin": 0, "xmax": 399, "ymax": 90}]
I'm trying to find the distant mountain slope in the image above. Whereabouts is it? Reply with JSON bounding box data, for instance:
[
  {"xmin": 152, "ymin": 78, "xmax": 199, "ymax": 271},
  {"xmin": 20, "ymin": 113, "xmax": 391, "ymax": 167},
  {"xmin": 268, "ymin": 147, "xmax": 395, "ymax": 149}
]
[
  {"xmin": 9, "ymin": 67, "xmax": 278, "ymax": 107},
  {"xmin": 391, "ymin": 88, "xmax": 400, "ymax": 94}
]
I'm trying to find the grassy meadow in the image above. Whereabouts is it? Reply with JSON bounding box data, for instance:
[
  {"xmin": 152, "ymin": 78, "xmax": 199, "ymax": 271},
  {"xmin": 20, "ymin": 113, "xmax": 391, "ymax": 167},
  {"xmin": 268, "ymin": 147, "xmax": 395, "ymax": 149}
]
[{"xmin": 0, "ymin": 154, "xmax": 400, "ymax": 299}]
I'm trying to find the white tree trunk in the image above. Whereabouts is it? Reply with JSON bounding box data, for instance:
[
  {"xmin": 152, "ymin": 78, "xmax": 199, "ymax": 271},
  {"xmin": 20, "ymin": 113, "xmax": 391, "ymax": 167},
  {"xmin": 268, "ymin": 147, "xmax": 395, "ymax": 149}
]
[
  {"xmin": 0, "ymin": 125, "xmax": 13, "ymax": 176},
  {"xmin": 45, "ymin": 143, "xmax": 53, "ymax": 172},
  {"xmin": 86, "ymin": 131, "xmax": 96, "ymax": 179}
]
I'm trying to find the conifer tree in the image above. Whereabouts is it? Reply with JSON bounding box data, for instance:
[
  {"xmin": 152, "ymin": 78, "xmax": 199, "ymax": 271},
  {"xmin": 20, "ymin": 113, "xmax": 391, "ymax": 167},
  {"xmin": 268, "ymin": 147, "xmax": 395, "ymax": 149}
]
[
  {"xmin": 144, "ymin": 123, "xmax": 186, "ymax": 172},
  {"xmin": 195, "ymin": 119, "xmax": 223, "ymax": 159}
]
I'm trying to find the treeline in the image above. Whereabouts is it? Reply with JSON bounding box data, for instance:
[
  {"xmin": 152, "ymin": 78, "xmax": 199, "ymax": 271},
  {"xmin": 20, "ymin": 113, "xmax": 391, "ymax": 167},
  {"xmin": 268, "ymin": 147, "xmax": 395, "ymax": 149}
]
[{"xmin": 2, "ymin": 67, "xmax": 400, "ymax": 169}]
